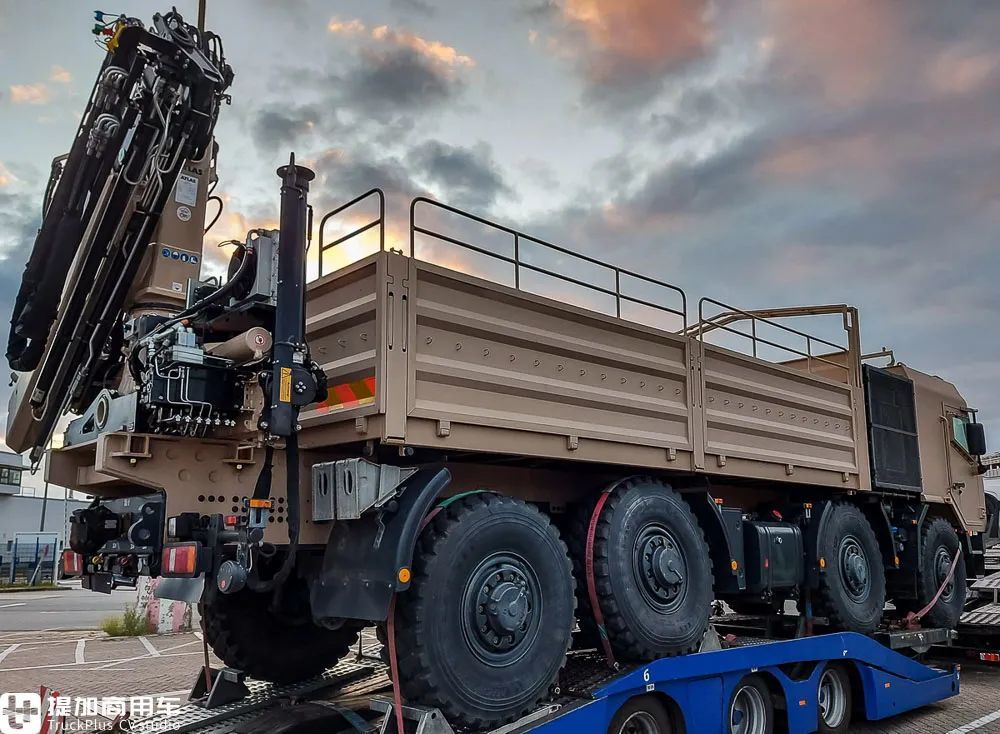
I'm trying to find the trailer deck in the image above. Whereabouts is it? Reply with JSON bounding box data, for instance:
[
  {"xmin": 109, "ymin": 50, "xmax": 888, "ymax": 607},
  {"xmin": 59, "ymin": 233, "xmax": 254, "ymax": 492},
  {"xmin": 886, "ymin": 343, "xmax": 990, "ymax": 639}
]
[{"xmin": 125, "ymin": 626, "xmax": 958, "ymax": 734}]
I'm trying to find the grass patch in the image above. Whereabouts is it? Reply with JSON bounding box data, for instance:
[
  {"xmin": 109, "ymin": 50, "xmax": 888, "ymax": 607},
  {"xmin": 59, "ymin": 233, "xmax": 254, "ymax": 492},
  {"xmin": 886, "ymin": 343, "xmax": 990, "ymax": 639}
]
[{"xmin": 100, "ymin": 605, "xmax": 154, "ymax": 637}]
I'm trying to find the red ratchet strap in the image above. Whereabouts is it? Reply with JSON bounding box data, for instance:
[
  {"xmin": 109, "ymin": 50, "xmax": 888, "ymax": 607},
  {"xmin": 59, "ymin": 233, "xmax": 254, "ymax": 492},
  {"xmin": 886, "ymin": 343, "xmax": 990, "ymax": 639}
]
[
  {"xmin": 586, "ymin": 491, "xmax": 618, "ymax": 669},
  {"xmin": 385, "ymin": 506, "xmax": 444, "ymax": 734},
  {"xmin": 905, "ymin": 545, "xmax": 963, "ymax": 630}
]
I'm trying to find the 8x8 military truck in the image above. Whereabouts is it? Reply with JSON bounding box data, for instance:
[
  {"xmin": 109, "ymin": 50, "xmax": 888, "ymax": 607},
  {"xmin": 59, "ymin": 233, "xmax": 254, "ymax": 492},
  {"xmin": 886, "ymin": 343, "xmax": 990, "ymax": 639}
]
[{"xmin": 4, "ymin": 10, "xmax": 992, "ymax": 729}]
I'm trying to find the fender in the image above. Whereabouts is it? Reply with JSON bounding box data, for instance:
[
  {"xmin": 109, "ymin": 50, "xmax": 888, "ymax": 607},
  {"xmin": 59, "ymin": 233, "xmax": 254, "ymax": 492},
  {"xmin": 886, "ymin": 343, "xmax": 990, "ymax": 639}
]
[
  {"xmin": 802, "ymin": 500, "xmax": 831, "ymax": 589},
  {"xmin": 684, "ymin": 491, "xmax": 746, "ymax": 594},
  {"xmin": 309, "ymin": 466, "xmax": 451, "ymax": 623}
]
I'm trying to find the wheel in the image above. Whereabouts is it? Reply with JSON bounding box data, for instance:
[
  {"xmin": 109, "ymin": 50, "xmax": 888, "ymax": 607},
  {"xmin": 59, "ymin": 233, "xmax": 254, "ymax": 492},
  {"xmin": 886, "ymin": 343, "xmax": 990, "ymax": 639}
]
[
  {"xmin": 200, "ymin": 584, "xmax": 360, "ymax": 682},
  {"xmin": 815, "ymin": 503, "xmax": 885, "ymax": 633},
  {"xmin": 608, "ymin": 695, "xmax": 673, "ymax": 734},
  {"xmin": 568, "ymin": 479, "xmax": 713, "ymax": 660},
  {"xmin": 911, "ymin": 518, "xmax": 967, "ymax": 628},
  {"xmin": 816, "ymin": 663, "xmax": 852, "ymax": 733},
  {"xmin": 392, "ymin": 493, "xmax": 576, "ymax": 728},
  {"xmin": 728, "ymin": 675, "xmax": 774, "ymax": 734}
]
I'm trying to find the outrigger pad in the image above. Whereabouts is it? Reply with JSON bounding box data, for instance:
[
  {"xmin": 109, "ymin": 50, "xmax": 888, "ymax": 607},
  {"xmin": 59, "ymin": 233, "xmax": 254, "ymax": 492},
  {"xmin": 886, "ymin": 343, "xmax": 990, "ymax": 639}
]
[
  {"xmin": 310, "ymin": 467, "xmax": 451, "ymax": 623},
  {"xmin": 189, "ymin": 666, "xmax": 251, "ymax": 709}
]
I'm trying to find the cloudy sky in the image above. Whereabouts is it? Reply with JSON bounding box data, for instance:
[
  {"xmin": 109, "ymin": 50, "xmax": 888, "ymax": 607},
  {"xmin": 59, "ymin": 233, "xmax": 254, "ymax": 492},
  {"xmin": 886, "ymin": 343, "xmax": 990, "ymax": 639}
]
[{"xmin": 1, "ymin": 0, "xmax": 998, "ymax": 454}]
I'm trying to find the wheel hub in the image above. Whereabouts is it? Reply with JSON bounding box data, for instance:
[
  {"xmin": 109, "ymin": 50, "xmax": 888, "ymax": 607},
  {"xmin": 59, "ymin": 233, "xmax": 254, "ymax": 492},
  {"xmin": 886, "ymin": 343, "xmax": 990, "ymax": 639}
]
[
  {"xmin": 839, "ymin": 536, "xmax": 871, "ymax": 602},
  {"xmin": 635, "ymin": 524, "xmax": 688, "ymax": 610},
  {"xmin": 934, "ymin": 547, "xmax": 956, "ymax": 602},
  {"xmin": 464, "ymin": 555, "xmax": 539, "ymax": 664},
  {"xmin": 818, "ymin": 669, "xmax": 847, "ymax": 727}
]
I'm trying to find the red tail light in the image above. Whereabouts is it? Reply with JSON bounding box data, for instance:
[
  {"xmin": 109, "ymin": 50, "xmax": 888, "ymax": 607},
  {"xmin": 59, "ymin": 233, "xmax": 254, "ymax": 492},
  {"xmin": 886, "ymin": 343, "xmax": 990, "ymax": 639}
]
[
  {"xmin": 161, "ymin": 542, "xmax": 200, "ymax": 577},
  {"xmin": 62, "ymin": 550, "xmax": 83, "ymax": 576}
]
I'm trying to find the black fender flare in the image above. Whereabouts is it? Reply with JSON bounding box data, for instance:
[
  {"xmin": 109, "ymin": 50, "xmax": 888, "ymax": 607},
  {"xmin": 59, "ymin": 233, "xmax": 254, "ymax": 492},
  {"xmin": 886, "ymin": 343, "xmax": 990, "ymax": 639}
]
[
  {"xmin": 683, "ymin": 491, "xmax": 746, "ymax": 594},
  {"xmin": 309, "ymin": 466, "xmax": 451, "ymax": 623}
]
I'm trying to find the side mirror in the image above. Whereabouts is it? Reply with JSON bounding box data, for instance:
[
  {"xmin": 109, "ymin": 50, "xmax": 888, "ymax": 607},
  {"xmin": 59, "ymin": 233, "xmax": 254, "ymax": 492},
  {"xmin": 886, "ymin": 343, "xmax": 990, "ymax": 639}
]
[{"xmin": 967, "ymin": 421, "xmax": 987, "ymax": 456}]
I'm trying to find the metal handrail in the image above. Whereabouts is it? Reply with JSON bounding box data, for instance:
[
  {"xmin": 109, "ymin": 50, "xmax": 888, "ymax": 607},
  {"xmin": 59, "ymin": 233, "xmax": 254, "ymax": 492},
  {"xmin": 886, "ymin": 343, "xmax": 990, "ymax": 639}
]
[
  {"xmin": 316, "ymin": 188, "xmax": 385, "ymax": 278},
  {"xmin": 697, "ymin": 297, "xmax": 851, "ymax": 375},
  {"xmin": 410, "ymin": 197, "xmax": 687, "ymax": 329}
]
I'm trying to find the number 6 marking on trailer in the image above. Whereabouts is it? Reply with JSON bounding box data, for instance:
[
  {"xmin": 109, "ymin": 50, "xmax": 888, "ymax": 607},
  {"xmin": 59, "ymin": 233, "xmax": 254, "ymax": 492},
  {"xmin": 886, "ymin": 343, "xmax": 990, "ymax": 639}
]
[{"xmin": 643, "ymin": 668, "xmax": 655, "ymax": 691}]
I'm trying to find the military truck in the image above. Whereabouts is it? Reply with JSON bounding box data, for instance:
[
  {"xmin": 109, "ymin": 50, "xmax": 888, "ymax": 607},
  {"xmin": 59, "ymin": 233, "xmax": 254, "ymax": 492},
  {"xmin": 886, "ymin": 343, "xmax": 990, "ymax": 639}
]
[{"xmin": 4, "ymin": 10, "xmax": 991, "ymax": 729}]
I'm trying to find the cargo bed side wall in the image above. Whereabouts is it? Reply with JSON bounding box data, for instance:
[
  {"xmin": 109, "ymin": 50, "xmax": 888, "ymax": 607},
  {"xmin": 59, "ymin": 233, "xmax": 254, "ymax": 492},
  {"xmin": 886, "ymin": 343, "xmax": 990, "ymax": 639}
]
[
  {"xmin": 298, "ymin": 254, "xmax": 870, "ymax": 494},
  {"xmin": 405, "ymin": 259, "xmax": 696, "ymax": 469},
  {"xmin": 300, "ymin": 253, "xmax": 387, "ymax": 448},
  {"xmin": 700, "ymin": 343, "xmax": 868, "ymax": 489}
]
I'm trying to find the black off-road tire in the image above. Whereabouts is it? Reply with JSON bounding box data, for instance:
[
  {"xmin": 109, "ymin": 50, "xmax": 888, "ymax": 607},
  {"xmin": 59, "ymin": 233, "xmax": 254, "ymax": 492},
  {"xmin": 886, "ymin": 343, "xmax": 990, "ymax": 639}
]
[
  {"xmin": 568, "ymin": 478, "xmax": 713, "ymax": 661},
  {"xmin": 392, "ymin": 493, "xmax": 576, "ymax": 729},
  {"xmin": 909, "ymin": 518, "xmax": 967, "ymax": 629},
  {"xmin": 200, "ymin": 586, "xmax": 360, "ymax": 683},
  {"xmin": 815, "ymin": 503, "xmax": 886, "ymax": 634}
]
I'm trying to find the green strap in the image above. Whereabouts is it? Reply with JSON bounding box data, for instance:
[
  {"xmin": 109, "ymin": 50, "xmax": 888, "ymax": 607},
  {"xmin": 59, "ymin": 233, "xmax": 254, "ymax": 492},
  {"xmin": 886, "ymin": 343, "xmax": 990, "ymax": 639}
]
[{"xmin": 437, "ymin": 488, "xmax": 490, "ymax": 508}]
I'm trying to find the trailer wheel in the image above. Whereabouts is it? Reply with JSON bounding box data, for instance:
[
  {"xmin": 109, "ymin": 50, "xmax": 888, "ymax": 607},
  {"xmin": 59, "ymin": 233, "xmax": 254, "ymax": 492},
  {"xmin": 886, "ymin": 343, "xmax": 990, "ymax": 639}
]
[
  {"xmin": 200, "ymin": 585, "xmax": 360, "ymax": 683},
  {"xmin": 392, "ymin": 493, "xmax": 575, "ymax": 728},
  {"xmin": 816, "ymin": 664, "xmax": 852, "ymax": 733},
  {"xmin": 728, "ymin": 675, "xmax": 774, "ymax": 734},
  {"xmin": 608, "ymin": 695, "xmax": 674, "ymax": 734},
  {"xmin": 909, "ymin": 518, "xmax": 967, "ymax": 629},
  {"xmin": 815, "ymin": 503, "xmax": 885, "ymax": 633},
  {"xmin": 569, "ymin": 479, "xmax": 713, "ymax": 660}
]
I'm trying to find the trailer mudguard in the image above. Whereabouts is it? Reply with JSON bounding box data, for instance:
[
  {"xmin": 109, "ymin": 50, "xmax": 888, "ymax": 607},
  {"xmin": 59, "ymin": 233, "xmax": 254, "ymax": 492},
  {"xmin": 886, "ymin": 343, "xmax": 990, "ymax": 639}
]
[{"xmin": 309, "ymin": 466, "xmax": 451, "ymax": 622}]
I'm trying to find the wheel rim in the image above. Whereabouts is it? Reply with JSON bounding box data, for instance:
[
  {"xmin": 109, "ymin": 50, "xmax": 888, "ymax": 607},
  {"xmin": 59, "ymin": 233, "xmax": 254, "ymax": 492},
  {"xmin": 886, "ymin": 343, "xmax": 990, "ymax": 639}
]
[
  {"xmin": 838, "ymin": 534, "xmax": 871, "ymax": 603},
  {"xmin": 730, "ymin": 684, "xmax": 768, "ymax": 734},
  {"xmin": 818, "ymin": 668, "xmax": 847, "ymax": 728},
  {"xmin": 461, "ymin": 552, "xmax": 541, "ymax": 666},
  {"xmin": 616, "ymin": 710, "xmax": 663, "ymax": 734},
  {"xmin": 633, "ymin": 522, "xmax": 689, "ymax": 612},
  {"xmin": 933, "ymin": 546, "xmax": 956, "ymax": 603}
]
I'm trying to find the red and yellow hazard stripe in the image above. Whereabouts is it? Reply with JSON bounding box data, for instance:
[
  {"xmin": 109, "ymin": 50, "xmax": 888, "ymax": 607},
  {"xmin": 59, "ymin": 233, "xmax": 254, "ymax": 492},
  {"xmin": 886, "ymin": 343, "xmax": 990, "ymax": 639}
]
[{"xmin": 319, "ymin": 375, "xmax": 376, "ymax": 411}]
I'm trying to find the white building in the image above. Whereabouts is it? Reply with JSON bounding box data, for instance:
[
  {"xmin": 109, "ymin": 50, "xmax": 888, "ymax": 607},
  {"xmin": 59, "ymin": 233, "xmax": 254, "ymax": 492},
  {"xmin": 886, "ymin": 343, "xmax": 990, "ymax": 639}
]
[{"xmin": 0, "ymin": 450, "xmax": 89, "ymax": 553}]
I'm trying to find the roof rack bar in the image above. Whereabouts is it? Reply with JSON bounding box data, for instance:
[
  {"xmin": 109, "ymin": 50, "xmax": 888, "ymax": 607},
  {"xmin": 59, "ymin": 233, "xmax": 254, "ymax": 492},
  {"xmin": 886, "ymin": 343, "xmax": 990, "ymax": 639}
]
[
  {"xmin": 317, "ymin": 188, "xmax": 385, "ymax": 278},
  {"xmin": 410, "ymin": 197, "xmax": 687, "ymax": 330}
]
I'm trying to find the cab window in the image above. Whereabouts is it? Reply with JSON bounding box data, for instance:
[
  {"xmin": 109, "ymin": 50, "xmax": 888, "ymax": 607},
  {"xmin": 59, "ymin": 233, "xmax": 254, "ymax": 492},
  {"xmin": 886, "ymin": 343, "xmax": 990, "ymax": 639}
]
[{"xmin": 951, "ymin": 414, "xmax": 971, "ymax": 454}]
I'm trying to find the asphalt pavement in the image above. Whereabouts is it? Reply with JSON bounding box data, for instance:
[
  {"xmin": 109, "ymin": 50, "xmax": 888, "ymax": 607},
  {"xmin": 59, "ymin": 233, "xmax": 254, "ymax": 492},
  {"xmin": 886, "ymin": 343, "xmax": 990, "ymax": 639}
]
[{"xmin": 0, "ymin": 581, "xmax": 133, "ymax": 631}]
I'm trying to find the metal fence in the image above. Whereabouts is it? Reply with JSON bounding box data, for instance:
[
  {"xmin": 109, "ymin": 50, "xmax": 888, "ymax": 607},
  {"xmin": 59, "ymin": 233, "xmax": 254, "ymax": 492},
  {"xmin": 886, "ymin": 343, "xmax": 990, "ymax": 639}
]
[{"xmin": 0, "ymin": 532, "xmax": 59, "ymax": 585}]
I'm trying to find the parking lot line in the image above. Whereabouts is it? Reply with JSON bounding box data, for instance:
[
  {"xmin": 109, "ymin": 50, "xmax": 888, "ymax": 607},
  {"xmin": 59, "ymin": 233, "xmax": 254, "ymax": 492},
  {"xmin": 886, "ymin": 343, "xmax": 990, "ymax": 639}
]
[
  {"xmin": 75, "ymin": 639, "xmax": 86, "ymax": 664},
  {"xmin": 946, "ymin": 709, "xmax": 1000, "ymax": 734},
  {"xmin": 0, "ymin": 649, "xmax": 203, "ymax": 673},
  {"xmin": 0, "ymin": 644, "xmax": 20, "ymax": 664},
  {"xmin": 138, "ymin": 636, "xmax": 161, "ymax": 657}
]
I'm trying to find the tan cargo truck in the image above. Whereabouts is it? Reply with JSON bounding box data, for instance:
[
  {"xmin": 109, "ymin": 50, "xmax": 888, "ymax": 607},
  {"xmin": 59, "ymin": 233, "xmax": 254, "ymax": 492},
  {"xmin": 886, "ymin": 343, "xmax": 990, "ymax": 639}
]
[{"xmin": 4, "ymin": 12, "xmax": 991, "ymax": 728}]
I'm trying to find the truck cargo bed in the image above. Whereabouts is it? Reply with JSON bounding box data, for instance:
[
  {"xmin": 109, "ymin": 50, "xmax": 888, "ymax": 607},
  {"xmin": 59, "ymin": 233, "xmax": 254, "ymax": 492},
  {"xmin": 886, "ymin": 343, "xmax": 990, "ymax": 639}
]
[{"xmin": 302, "ymin": 197, "xmax": 870, "ymax": 492}]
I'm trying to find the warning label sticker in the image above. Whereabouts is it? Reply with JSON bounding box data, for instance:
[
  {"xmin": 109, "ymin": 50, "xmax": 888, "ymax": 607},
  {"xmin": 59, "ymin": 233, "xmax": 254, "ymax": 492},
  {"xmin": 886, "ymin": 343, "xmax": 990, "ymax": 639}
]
[
  {"xmin": 175, "ymin": 173, "xmax": 198, "ymax": 206},
  {"xmin": 279, "ymin": 367, "xmax": 292, "ymax": 402}
]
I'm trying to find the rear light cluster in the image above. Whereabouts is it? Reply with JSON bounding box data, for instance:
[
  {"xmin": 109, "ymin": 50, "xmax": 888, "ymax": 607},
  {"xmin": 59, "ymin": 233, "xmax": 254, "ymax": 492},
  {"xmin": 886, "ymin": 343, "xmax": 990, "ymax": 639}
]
[
  {"xmin": 62, "ymin": 550, "xmax": 83, "ymax": 576},
  {"xmin": 161, "ymin": 542, "xmax": 201, "ymax": 577}
]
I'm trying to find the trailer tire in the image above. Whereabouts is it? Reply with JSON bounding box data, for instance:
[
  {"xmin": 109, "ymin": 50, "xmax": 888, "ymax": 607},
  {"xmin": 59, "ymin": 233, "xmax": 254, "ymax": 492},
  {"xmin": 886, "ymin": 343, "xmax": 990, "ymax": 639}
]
[
  {"xmin": 728, "ymin": 675, "xmax": 774, "ymax": 734},
  {"xmin": 200, "ymin": 585, "xmax": 360, "ymax": 683},
  {"xmin": 815, "ymin": 503, "xmax": 885, "ymax": 634},
  {"xmin": 816, "ymin": 663, "xmax": 852, "ymax": 733},
  {"xmin": 608, "ymin": 694, "xmax": 674, "ymax": 734},
  {"xmin": 910, "ymin": 518, "xmax": 966, "ymax": 629},
  {"xmin": 569, "ymin": 478, "xmax": 713, "ymax": 661},
  {"xmin": 392, "ymin": 493, "xmax": 575, "ymax": 729}
]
